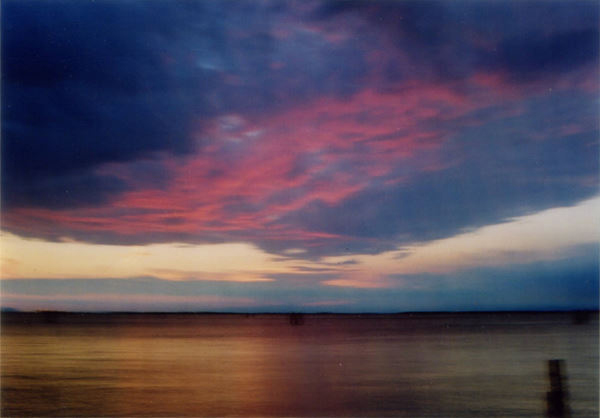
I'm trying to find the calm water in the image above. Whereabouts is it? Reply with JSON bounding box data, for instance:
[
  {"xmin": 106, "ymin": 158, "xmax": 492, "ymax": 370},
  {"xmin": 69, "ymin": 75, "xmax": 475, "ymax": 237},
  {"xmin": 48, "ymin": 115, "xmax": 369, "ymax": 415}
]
[{"xmin": 1, "ymin": 312, "xmax": 598, "ymax": 417}]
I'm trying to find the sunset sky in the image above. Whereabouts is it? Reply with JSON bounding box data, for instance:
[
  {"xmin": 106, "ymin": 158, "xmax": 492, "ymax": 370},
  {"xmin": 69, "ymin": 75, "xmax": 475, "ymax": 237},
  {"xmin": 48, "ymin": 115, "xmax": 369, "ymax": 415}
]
[{"xmin": 1, "ymin": 0, "xmax": 598, "ymax": 312}]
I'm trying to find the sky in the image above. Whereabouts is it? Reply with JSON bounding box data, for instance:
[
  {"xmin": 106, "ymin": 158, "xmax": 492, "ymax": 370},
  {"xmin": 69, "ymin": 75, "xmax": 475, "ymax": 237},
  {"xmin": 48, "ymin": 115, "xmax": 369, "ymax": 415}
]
[{"xmin": 1, "ymin": 0, "xmax": 598, "ymax": 312}]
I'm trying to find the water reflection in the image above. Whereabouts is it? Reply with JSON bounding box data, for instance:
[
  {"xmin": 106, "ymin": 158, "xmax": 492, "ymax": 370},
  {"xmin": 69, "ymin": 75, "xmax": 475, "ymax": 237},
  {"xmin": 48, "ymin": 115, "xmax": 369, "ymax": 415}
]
[{"xmin": 1, "ymin": 312, "xmax": 598, "ymax": 417}]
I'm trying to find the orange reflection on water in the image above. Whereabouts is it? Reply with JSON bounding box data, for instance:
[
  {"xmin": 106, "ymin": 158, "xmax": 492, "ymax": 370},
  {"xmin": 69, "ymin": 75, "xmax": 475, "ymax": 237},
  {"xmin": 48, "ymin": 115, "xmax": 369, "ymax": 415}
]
[{"xmin": 1, "ymin": 313, "xmax": 598, "ymax": 417}]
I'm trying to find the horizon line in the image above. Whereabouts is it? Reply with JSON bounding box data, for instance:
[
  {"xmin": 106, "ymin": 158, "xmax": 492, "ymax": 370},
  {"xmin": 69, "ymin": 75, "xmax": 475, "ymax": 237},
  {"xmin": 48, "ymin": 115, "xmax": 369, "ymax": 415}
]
[{"xmin": 2, "ymin": 309, "xmax": 598, "ymax": 315}]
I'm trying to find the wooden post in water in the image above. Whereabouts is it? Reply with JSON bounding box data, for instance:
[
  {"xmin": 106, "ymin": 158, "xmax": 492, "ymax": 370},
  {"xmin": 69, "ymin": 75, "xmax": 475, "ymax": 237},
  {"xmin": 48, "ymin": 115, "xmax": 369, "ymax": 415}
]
[{"xmin": 546, "ymin": 359, "xmax": 570, "ymax": 418}]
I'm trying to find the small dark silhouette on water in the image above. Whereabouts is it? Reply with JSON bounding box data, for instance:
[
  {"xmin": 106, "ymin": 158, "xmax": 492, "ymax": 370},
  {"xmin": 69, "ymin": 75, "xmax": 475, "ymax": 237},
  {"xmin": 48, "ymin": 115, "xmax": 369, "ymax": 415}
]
[
  {"xmin": 37, "ymin": 310, "xmax": 65, "ymax": 324},
  {"xmin": 546, "ymin": 359, "xmax": 570, "ymax": 418},
  {"xmin": 288, "ymin": 313, "xmax": 305, "ymax": 326},
  {"xmin": 572, "ymin": 310, "xmax": 591, "ymax": 325}
]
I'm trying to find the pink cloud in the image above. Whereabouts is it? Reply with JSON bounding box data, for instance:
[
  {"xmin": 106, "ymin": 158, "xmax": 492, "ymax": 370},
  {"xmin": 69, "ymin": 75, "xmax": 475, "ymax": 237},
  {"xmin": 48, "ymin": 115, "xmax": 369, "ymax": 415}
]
[{"xmin": 5, "ymin": 79, "xmax": 515, "ymax": 244}]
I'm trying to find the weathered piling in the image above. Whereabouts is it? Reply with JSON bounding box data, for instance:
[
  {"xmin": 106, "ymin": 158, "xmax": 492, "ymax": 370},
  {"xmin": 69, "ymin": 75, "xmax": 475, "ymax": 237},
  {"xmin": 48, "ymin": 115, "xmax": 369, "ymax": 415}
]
[{"xmin": 546, "ymin": 359, "xmax": 570, "ymax": 417}]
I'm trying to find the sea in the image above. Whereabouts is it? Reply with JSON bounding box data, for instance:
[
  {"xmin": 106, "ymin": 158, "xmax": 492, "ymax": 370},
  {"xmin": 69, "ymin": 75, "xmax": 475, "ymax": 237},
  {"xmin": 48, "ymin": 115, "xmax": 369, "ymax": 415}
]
[{"xmin": 1, "ymin": 312, "xmax": 598, "ymax": 417}]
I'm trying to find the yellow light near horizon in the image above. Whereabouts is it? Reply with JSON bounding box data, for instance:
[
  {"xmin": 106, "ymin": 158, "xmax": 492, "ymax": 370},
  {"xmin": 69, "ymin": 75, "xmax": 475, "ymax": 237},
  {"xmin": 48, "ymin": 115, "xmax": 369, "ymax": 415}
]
[
  {"xmin": 0, "ymin": 233, "xmax": 286, "ymax": 281},
  {"xmin": 323, "ymin": 196, "xmax": 600, "ymax": 286}
]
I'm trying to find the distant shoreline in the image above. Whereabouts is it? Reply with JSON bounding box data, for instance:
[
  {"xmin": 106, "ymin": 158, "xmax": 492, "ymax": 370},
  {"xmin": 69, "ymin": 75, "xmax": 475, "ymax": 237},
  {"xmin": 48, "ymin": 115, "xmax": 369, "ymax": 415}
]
[
  {"xmin": 2, "ymin": 309, "xmax": 597, "ymax": 328},
  {"xmin": 2, "ymin": 309, "xmax": 598, "ymax": 315}
]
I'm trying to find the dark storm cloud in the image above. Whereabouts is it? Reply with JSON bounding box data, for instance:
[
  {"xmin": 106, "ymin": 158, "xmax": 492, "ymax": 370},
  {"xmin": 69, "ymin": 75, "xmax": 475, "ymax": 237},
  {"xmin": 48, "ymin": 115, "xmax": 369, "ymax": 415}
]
[
  {"xmin": 494, "ymin": 29, "xmax": 599, "ymax": 81},
  {"xmin": 2, "ymin": 1, "xmax": 196, "ymax": 207},
  {"xmin": 5, "ymin": 171, "xmax": 127, "ymax": 209},
  {"xmin": 312, "ymin": 0, "xmax": 599, "ymax": 82},
  {"xmin": 1, "ymin": 0, "xmax": 367, "ymax": 209}
]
